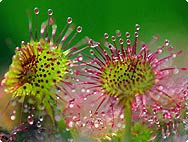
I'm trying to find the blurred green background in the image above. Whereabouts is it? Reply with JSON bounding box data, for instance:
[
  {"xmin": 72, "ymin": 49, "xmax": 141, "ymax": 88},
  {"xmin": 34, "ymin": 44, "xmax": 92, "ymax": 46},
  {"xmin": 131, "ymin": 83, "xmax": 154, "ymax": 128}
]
[{"xmin": 0, "ymin": 0, "xmax": 188, "ymax": 76}]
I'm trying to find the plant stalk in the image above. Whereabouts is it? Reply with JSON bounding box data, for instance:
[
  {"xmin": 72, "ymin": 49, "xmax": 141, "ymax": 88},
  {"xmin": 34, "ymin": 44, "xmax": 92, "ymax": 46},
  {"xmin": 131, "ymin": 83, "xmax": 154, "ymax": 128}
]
[{"xmin": 122, "ymin": 100, "xmax": 132, "ymax": 142}]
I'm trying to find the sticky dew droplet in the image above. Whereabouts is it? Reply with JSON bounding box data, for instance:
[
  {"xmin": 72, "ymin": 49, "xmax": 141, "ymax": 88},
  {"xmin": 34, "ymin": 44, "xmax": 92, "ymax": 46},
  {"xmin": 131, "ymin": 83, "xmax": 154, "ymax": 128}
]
[
  {"xmin": 104, "ymin": 33, "xmax": 109, "ymax": 39},
  {"xmin": 111, "ymin": 36, "xmax": 116, "ymax": 41},
  {"xmin": 126, "ymin": 39, "xmax": 131, "ymax": 45},
  {"xmin": 69, "ymin": 103, "xmax": 74, "ymax": 108},
  {"xmin": 28, "ymin": 116, "xmax": 34, "ymax": 125},
  {"xmin": 34, "ymin": 7, "xmax": 39, "ymax": 15},
  {"xmin": 37, "ymin": 121, "xmax": 41, "ymax": 128},
  {"xmin": 48, "ymin": 9, "xmax": 53, "ymax": 16},
  {"xmin": 135, "ymin": 32, "xmax": 139, "ymax": 37},
  {"xmin": 126, "ymin": 32, "xmax": 130, "ymax": 38},
  {"xmin": 135, "ymin": 24, "xmax": 140, "ymax": 31},
  {"xmin": 68, "ymin": 121, "xmax": 74, "ymax": 128},
  {"xmin": 39, "ymin": 116, "xmax": 44, "ymax": 122},
  {"xmin": 77, "ymin": 26, "xmax": 82, "ymax": 33},
  {"xmin": 164, "ymin": 40, "xmax": 169, "ymax": 46},
  {"xmin": 67, "ymin": 17, "xmax": 72, "ymax": 24},
  {"xmin": 119, "ymin": 38, "xmax": 124, "ymax": 44},
  {"xmin": 77, "ymin": 55, "xmax": 83, "ymax": 62},
  {"xmin": 10, "ymin": 114, "xmax": 16, "ymax": 120}
]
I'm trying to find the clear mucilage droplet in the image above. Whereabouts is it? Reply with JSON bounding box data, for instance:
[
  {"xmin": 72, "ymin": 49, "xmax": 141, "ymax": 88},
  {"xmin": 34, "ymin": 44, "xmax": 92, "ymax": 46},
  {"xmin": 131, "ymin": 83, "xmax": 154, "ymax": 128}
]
[
  {"xmin": 10, "ymin": 114, "xmax": 16, "ymax": 120},
  {"xmin": 34, "ymin": 7, "xmax": 39, "ymax": 15},
  {"xmin": 39, "ymin": 115, "xmax": 44, "ymax": 121},
  {"xmin": 77, "ymin": 26, "xmax": 82, "ymax": 33},
  {"xmin": 67, "ymin": 17, "xmax": 72, "ymax": 24},
  {"xmin": 37, "ymin": 121, "xmax": 42, "ymax": 128},
  {"xmin": 48, "ymin": 9, "xmax": 53, "ymax": 16}
]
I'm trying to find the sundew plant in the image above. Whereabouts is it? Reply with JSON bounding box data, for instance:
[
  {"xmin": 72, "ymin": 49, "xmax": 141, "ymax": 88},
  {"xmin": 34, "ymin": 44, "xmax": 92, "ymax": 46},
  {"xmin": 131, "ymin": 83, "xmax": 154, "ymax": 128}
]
[
  {"xmin": 0, "ymin": 4, "xmax": 188, "ymax": 142},
  {"xmin": 75, "ymin": 26, "xmax": 188, "ymax": 141},
  {"xmin": 0, "ymin": 8, "xmax": 88, "ymax": 141}
]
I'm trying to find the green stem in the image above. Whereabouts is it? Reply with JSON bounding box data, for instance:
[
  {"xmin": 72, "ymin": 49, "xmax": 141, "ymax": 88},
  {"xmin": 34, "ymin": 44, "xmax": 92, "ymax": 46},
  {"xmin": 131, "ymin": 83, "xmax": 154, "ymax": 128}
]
[{"xmin": 122, "ymin": 100, "xmax": 132, "ymax": 142}]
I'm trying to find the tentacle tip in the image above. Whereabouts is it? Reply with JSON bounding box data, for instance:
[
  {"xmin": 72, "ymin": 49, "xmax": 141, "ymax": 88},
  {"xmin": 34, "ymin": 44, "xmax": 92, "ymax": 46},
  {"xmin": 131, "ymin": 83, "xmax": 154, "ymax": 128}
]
[
  {"xmin": 77, "ymin": 26, "xmax": 82, "ymax": 33},
  {"xmin": 34, "ymin": 7, "xmax": 39, "ymax": 15},
  {"xmin": 135, "ymin": 24, "xmax": 140, "ymax": 31},
  {"xmin": 48, "ymin": 9, "xmax": 53, "ymax": 16},
  {"xmin": 67, "ymin": 17, "xmax": 72, "ymax": 24}
]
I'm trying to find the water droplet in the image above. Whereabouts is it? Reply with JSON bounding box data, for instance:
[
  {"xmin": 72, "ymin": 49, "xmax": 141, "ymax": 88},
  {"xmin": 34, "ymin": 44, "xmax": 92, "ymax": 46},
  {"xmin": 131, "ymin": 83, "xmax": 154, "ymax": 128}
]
[
  {"xmin": 119, "ymin": 38, "xmax": 124, "ymax": 44},
  {"xmin": 163, "ymin": 135, "xmax": 167, "ymax": 139},
  {"xmin": 10, "ymin": 114, "xmax": 16, "ymax": 120},
  {"xmin": 68, "ymin": 121, "xmax": 74, "ymax": 128},
  {"xmin": 71, "ymin": 89, "xmax": 76, "ymax": 93},
  {"xmin": 111, "ymin": 36, "xmax": 116, "ymax": 41},
  {"xmin": 172, "ymin": 53, "xmax": 176, "ymax": 58},
  {"xmin": 81, "ymin": 88, "xmax": 85, "ymax": 93},
  {"xmin": 120, "ymin": 114, "xmax": 124, "ymax": 119},
  {"xmin": 69, "ymin": 103, "xmax": 74, "ymax": 108},
  {"xmin": 157, "ymin": 49, "xmax": 162, "ymax": 53},
  {"xmin": 158, "ymin": 85, "xmax": 163, "ymax": 90},
  {"xmin": 28, "ymin": 116, "xmax": 34, "ymax": 125},
  {"xmin": 101, "ymin": 111, "xmax": 105, "ymax": 116},
  {"xmin": 48, "ymin": 9, "xmax": 53, "ymax": 15},
  {"xmin": 104, "ymin": 33, "xmax": 109, "ymax": 39},
  {"xmin": 37, "ymin": 121, "xmax": 41, "ymax": 128},
  {"xmin": 88, "ymin": 39, "xmax": 93, "ymax": 46},
  {"xmin": 77, "ymin": 26, "xmax": 82, "ymax": 33},
  {"xmin": 56, "ymin": 88, "xmax": 61, "ymax": 94},
  {"xmin": 94, "ymin": 122, "xmax": 99, "ymax": 128},
  {"xmin": 39, "ymin": 116, "xmax": 43, "ymax": 121},
  {"xmin": 126, "ymin": 39, "xmax": 131, "ymax": 45},
  {"xmin": 12, "ymin": 110, "xmax": 16, "ymax": 114},
  {"xmin": 126, "ymin": 32, "xmax": 130, "ymax": 38},
  {"xmin": 90, "ymin": 49, "xmax": 94, "ymax": 55},
  {"xmin": 135, "ymin": 32, "xmax": 139, "ymax": 37},
  {"xmin": 162, "ymin": 128, "xmax": 167, "ymax": 139},
  {"xmin": 135, "ymin": 24, "xmax": 140, "ymax": 31},
  {"xmin": 34, "ymin": 7, "xmax": 39, "ymax": 15},
  {"xmin": 164, "ymin": 40, "xmax": 169, "ymax": 46},
  {"xmin": 77, "ymin": 55, "xmax": 83, "ymax": 62},
  {"xmin": 67, "ymin": 17, "xmax": 72, "ymax": 24}
]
